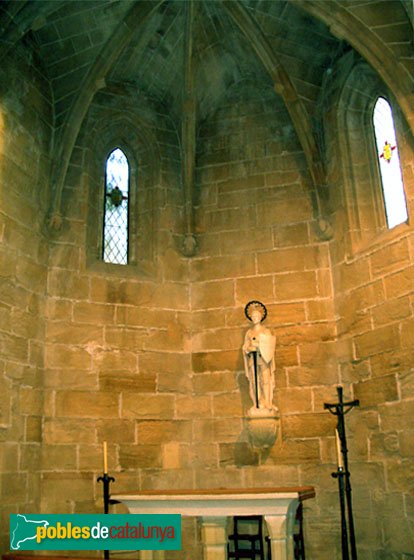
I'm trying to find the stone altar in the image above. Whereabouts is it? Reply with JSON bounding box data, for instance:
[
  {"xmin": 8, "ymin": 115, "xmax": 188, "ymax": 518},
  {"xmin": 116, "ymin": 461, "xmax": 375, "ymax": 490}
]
[{"xmin": 112, "ymin": 486, "xmax": 315, "ymax": 560}]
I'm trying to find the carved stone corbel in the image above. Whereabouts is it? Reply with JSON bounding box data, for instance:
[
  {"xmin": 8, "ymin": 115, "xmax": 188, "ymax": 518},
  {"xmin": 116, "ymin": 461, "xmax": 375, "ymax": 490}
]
[{"xmin": 245, "ymin": 406, "xmax": 280, "ymax": 449}]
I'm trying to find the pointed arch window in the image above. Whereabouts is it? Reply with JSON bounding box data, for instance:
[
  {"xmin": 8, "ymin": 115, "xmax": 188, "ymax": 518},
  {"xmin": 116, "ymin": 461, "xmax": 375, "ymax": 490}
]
[
  {"xmin": 103, "ymin": 148, "xmax": 130, "ymax": 264},
  {"xmin": 373, "ymin": 97, "xmax": 408, "ymax": 229}
]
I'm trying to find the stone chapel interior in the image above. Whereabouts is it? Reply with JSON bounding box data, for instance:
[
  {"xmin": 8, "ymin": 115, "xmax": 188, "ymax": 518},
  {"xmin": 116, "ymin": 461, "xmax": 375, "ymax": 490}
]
[{"xmin": 0, "ymin": 1, "xmax": 413, "ymax": 559}]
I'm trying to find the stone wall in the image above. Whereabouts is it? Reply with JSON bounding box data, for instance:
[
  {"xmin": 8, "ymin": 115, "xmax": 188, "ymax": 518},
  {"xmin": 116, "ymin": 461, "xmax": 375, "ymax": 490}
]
[
  {"xmin": 42, "ymin": 87, "xmax": 199, "ymax": 553},
  {"xmin": 325, "ymin": 59, "xmax": 414, "ymax": 559},
  {"xmin": 40, "ymin": 79, "xmax": 343, "ymax": 559},
  {"xmin": 1, "ymin": 45, "xmax": 413, "ymax": 560},
  {"xmin": 191, "ymin": 83, "xmax": 340, "ymax": 559},
  {"xmin": 0, "ymin": 43, "xmax": 52, "ymax": 550}
]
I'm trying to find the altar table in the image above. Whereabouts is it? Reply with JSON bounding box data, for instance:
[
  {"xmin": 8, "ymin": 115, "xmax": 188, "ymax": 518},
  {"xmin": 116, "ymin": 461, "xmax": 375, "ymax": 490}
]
[{"xmin": 112, "ymin": 486, "xmax": 315, "ymax": 560}]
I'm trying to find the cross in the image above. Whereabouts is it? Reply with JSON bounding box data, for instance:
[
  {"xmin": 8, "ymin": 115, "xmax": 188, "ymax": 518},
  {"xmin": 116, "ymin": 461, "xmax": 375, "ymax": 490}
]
[
  {"xmin": 324, "ymin": 387, "xmax": 359, "ymax": 421},
  {"xmin": 324, "ymin": 386, "xmax": 359, "ymax": 560}
]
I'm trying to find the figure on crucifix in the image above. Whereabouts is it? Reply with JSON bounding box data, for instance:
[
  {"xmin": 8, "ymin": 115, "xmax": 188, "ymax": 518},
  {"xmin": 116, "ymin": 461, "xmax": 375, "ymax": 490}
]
[{"xmin": 242, "ymin": 301, "xmax": 276, "ymax": 412}]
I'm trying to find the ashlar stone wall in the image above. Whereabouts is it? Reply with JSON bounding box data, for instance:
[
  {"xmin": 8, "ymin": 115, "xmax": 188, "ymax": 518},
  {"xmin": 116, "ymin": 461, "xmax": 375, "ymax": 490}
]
[
  {"xmin": 0, "ymin": 43, "xmax": 52, "ymax": 550},
  {"xmin": 189, "ymin": 83, "xmax": 341, "ymax": 559},
  {"xmin": 42, "ymin": 87, "xmax": 199, "ymax": 555},
  {"xmin": 324, "ymin": 59, "xmax": 414, "ymax": 559},
  {"xmin": 40, "ymin": 79, "xmax": 342, "ymax": 559},
  {"xmin": 2, "ymin": 50, "xmax": 414, "ymax": 560}
]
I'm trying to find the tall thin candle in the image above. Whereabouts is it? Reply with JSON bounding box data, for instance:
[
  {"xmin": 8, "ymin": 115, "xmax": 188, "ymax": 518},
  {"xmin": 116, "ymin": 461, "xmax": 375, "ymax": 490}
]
[
  {"xmin": 335, "ymin": 429, "xmax": 344, "ymax": 469},
  {"xmin": 103, "ymin": 441, "xmax": 108, "ymax": 474}
]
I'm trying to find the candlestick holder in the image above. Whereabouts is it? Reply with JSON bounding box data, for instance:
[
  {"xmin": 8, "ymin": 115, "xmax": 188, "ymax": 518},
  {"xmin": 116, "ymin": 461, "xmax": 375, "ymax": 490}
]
[
  {"xmin": 324, "ymin": 386, "xmax": 359, "ymax": 560},
  {"xmin": 332, "ymin": 467, "xmax": 349, "ymax": 560},
  {"xmin": 98, "ymin": 472, "xmax": 115, "ymax": 514},
  {"xmin": 98, "ymin": 472, "xmax": 115, "ymax": 560}
]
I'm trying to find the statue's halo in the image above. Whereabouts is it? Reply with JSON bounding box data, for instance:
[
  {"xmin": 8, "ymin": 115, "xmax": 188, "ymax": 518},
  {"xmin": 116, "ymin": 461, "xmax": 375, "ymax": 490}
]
[{"xmin": 244, "ymin": 300, "xmax": 267, "ymax": 322}]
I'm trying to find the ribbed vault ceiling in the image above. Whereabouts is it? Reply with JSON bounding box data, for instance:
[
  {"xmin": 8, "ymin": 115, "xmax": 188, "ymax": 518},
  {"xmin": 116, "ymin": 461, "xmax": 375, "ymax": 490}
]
[
  {"xmin": 2, "ymin": 0, "xmax": 346, "ymax": 125},
  {"xmin": 0, "ymin": 0, "xmax": 412, "ymax": 239},
  {"xmin": 1, "ymin": 1, "xmax": 412, "ymax": 129}
]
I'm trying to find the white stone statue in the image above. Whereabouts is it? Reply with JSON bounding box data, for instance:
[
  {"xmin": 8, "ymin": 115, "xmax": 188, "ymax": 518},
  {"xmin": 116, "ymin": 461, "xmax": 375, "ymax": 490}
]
[{"xmin": 242, "ymin": 301, "xmax": 276, "ymax": 411}]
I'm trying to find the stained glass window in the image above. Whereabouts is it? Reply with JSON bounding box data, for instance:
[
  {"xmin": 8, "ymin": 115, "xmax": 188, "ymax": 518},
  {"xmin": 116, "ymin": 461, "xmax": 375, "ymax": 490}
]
[
  {"xmin": 373, "ymin": 97, "xmax": 408, "ymax": 229},
  {"xmin": 103, "ymin": 148, "xmax": 129, "ymax": 264}
]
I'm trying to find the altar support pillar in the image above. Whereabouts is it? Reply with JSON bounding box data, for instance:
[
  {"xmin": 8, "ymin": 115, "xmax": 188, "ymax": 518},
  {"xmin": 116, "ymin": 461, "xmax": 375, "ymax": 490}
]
[
  {"xmin": 200, "ymin": 516, "xmax": 228, "ymax": 560},
  {"xmin": 265, "ymin": 500, "xmax": 299, "ymax": 560}
]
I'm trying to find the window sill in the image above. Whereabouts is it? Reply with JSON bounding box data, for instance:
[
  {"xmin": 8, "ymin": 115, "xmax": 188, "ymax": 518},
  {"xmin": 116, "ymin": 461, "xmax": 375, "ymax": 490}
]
[
  {"xmin": 86, "ymin": 258, "xmax": 156, "ymax": 279},
  {"xmin": 345, "ymin": 219, "xmax": 412, "ymax": 263}
]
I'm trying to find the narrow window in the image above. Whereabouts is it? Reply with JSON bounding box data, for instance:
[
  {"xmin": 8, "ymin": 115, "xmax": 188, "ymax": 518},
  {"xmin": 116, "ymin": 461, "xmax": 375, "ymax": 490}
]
[
  {"xmin": 373, "ymin": 97, "xmax": 408, "ymax": 228},
  {"xmin": 103, "ymin": 148, "xmax": 129, "ymax": 264}
]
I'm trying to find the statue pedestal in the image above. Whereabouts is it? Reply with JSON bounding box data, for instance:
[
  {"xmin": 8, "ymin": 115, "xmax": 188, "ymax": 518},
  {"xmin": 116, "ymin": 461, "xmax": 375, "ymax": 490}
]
[{"xmin": 246, "ymin": 406, "xmax": 279, "ymax": 449}]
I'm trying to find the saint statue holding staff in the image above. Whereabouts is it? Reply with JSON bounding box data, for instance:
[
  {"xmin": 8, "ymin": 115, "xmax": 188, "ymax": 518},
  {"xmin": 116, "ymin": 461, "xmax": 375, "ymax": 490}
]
[{"xmin": 243, "ymin": 301, "xmax": 276, "ymax": 411}]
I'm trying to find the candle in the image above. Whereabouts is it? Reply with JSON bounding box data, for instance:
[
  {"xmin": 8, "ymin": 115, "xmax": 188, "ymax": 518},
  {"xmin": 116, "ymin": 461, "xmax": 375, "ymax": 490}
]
[
  {"xmin": 103, "ymin": 441, "xmax": 108, "ymax": 474},
  {"xmin": 335, "ymin": 429, "xmax": 344, "ymax": 469}
]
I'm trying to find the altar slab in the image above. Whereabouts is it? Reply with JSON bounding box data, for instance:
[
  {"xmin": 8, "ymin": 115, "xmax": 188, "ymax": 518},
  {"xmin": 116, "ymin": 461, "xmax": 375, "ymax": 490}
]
[{"xmin": 112, "ymin": 486, "xmax": 315, "ymax": 560}]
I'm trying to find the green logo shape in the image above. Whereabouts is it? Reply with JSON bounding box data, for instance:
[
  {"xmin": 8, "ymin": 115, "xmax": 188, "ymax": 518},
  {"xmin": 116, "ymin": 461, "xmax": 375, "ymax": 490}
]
[{"xmin": 10, "ymin": 514, "xmax": 181, "ymax": 551}]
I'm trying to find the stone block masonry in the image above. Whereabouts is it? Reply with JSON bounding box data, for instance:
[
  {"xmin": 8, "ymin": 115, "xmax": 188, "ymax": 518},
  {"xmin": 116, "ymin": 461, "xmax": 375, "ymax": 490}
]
[{"xmin": 1, "ymin": 27, "xmax": 414, "ymax": 560}]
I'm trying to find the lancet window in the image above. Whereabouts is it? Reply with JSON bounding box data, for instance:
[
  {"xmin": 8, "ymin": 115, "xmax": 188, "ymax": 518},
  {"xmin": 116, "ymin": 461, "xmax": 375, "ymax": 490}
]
[
  {"xmin": 372, "ymin": 97, "xmax": 408, "ymax": 229},
  {"xmin": 103, "ymin": 148, "xmax": 130, "ymax": 265}
]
